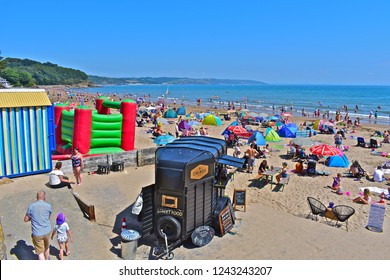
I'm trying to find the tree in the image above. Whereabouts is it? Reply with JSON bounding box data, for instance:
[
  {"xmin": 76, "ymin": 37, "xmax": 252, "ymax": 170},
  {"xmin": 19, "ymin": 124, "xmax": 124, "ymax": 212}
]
[
  {"xmin": 0, "ymin": 68, "xmax": 19, "ymax": 85},
  {"xmin": 18, "ymin": 70, "xmax": 35, "ymax": 86}
]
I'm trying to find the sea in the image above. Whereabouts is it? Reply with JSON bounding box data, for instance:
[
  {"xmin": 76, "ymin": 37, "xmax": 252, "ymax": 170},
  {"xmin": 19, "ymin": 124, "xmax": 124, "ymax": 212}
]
[{"xmin": 71, "ymin": 84, "xmax": 390, "ymax": 126}]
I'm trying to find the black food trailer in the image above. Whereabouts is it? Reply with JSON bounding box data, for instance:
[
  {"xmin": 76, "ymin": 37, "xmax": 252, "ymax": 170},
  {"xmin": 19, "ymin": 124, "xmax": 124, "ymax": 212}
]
[{"xmin": 137, "ymin": 136, "xmax": 244, "ymax": 258}]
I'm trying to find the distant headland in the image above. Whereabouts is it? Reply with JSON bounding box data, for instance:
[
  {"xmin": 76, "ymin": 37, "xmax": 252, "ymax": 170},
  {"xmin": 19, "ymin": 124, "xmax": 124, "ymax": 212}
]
[
  {"xmin": 0, "ymin": 55, "xmax": 266, "ymax": 87},
  {"xmin": 87, "ymin": 75, "xmax": 266, "ymax": 85}
]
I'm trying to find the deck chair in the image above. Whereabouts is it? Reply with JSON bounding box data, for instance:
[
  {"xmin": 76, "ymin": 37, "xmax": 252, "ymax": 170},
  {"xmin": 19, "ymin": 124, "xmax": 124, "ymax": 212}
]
[
  {"xmin": 370, "ymin": 138, "xmax": 380, "ymax": 149},
  {"xmin": 357, "ymin": 137, "xmax": 369, "ymax": 148},
  {"xmin": 332, "ymin": 205, "xmax": 355, "ymax": 231},
  {"xmin": 306, "ymin": 197, "xmax": 327, "ymax": 221},
  {"xmin": 306, "ymin": 160, "xmax": 317, "ymax": 176}
]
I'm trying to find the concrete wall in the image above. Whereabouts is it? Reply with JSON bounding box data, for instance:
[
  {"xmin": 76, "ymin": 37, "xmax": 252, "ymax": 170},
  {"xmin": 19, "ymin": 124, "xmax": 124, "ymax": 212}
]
[{"xmin": 57, "ymin": 148, "xmax": 157, "ymax": 175}]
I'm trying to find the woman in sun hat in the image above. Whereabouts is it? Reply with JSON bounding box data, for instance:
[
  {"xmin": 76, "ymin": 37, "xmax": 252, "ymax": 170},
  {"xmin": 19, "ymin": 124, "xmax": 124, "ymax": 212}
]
[{"xmin": 51, "ymin": 212, "xmax": 73, "ymax": 260}]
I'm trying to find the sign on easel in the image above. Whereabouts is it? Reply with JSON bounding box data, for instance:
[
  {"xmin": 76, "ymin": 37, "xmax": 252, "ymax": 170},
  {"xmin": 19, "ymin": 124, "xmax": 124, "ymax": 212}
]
[
  {"xmin": 366, "ymin": 203, "xmax": 385, "ymax": 232},
  {"xmin": 233, "ymin": 189, "xmax": 246, "ymax": 212}
]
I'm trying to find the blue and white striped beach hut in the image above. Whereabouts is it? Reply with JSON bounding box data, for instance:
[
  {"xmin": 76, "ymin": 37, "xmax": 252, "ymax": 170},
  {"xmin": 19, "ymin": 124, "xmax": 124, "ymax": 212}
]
[{"xmin": 0, "ymin": 89, "xmax": 55, "ymax": 178}]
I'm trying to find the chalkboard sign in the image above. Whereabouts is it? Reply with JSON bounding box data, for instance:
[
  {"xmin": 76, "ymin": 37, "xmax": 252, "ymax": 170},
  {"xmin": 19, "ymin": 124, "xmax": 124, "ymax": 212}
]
[
  {"xmin": 191, "ymin": 226, "xmax": 215, "ymax": 247},
  {"xmin": 366, "ymin": 204, "xmax": 385, "ymax": 232},
  {"xmin": 219, "ymin": 205, "xmax": 234, "ymax": 236},
  {"xmin": 233, "ymin": 189, "xmax": 246, "ymax": 212}
]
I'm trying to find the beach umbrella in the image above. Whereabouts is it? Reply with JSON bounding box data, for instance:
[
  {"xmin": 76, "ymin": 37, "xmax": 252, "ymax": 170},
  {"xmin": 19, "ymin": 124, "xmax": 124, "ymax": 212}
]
[
  {"xmin": 156, "ymin": 118, "xmax": 169, "ymax": 125},
  {"xmin": 323, "ymin": 121, "xmax": 335, "ymax": 127},
  {"xmin": 274, "ymin": 114, "xmax": 283, "ymax": 119},
  {"xmin": 153, "ymin": 135, "xmax": 176, "ymax": 146},
  {"xmin": 282, "ymin": 112, "xmax": 292, "ymax": 117},
  {"xmin": 187, "ymin": 120, "xmax": 200, "ymax": 127},
  {"xmin": 238, "ymin": 112, "xmax": 248, "ymax": 118},
  {"xmin": 310, "ymin": 144, "xmax": 342, "ymax": 156},
  {"xmin": 293, "ymin": 138, "xmax": 314, "ymax": 147},
  {"xmin": 228, "ymin": 126, "xmax": 247, "ymax": 134},
  {"xmin": 267, "ymin": 116, "xmax": 278, "ymax": 121}
]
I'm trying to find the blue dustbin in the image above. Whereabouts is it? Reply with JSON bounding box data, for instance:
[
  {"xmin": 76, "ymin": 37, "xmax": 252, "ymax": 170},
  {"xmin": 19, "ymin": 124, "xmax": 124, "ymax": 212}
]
[{"xmin": 121, "ymin": 229, "xmax": 141, "ymax": 259}]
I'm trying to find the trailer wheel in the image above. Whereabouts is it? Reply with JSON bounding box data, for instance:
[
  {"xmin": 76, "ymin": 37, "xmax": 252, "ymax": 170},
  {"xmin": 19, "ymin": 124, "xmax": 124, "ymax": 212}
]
[{"xmin": 156, "ymin": 216, "xmax": 181, "ymax": 241}]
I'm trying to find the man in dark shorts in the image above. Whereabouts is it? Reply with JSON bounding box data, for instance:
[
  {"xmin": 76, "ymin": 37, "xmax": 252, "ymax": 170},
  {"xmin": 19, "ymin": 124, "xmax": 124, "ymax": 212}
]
[{"xmin": 24, "ymin": 191, "xmax": 52, "ymax": 260}]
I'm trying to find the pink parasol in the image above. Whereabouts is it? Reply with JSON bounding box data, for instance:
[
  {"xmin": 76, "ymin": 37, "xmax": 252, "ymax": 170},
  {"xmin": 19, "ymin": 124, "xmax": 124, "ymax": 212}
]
[
  {"xmin": 228, "ymin": 126, "xmax": 247, "ymax": 133},
  {"xmin": 310, "ymin": 144, "xmax": 342, "ymax": 156},
  {"xmin": 323, "ymin": 121, "xmax": 335, "ymax": 127},
  {"xmin": 282, "ymin": 112, "xmax": 292, "ymax": 117}
]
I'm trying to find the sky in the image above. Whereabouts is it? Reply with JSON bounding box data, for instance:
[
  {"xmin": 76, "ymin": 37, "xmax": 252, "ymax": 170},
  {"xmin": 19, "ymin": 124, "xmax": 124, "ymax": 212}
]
[{"xmin": 1, "ymin": 0, "xmax": 390, "ymax": 85}]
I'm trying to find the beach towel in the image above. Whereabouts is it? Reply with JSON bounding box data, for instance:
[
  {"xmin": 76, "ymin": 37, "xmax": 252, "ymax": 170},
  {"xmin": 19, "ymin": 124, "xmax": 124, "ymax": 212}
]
[{"xmin": 359, "ymin": 187, "xmax": 389, "ymax": 196}]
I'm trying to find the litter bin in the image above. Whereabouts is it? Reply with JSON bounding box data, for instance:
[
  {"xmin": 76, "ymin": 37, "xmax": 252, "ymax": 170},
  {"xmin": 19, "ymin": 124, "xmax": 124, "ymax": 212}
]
[{"xmin": 121, "ymin": 229, "xmax": 141, "ymax": 260}]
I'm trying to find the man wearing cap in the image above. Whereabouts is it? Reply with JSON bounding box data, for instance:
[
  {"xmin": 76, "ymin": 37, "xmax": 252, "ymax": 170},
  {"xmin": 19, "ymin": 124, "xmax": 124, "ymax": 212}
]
[{"xmin": 24, "ymin": 191, "xmax": 52, "ymax": 260}]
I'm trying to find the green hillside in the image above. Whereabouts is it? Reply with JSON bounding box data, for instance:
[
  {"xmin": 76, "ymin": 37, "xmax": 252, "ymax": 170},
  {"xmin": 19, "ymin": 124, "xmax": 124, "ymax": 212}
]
[{"xmin": 0, "ymin": 57, "xmax": 88, "ymax": 86}]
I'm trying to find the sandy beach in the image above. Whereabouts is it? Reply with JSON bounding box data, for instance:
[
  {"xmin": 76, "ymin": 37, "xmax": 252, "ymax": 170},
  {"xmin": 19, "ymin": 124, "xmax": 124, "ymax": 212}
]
[{"xmin": 1, "ymin": 90, "xmax": 390, "ymax": 261}]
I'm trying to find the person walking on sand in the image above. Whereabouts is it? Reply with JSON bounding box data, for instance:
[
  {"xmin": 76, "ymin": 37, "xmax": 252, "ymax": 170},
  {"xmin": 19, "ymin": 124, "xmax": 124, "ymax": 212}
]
[
  {"xmin": 71, "ymin": 147, "xmax": 84, "ymax": 185},
  {"xmin": 24, "ymin": 191, "xmax": 52, "ymax": 260},
  {"xmin": 51, "ymin": 212, "xmax": 73, "ymax": 260}
]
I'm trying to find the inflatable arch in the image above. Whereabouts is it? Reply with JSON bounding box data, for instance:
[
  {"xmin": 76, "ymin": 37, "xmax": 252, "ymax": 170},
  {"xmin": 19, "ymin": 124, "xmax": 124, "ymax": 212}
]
[{"xmin": 54, "ymin": 97, "xmax": 136, "ymax": 155}]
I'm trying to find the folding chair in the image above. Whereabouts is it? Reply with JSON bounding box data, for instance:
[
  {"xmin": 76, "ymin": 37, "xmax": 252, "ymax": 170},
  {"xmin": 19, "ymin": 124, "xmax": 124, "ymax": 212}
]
[
  {"xmin": 332, "ymin": 205, "xmax": 355, "ymax": 231},
  {"xmin": 357, "ymin": 137, "xmax": 369, "ymax": 148},
  {"xmin": 306, "ymin": 197, "xmax": 327, "ymax": 221}
]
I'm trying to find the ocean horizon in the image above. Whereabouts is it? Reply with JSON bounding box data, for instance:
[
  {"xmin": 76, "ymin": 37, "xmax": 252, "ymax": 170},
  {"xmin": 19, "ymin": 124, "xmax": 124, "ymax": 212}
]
[{"xmin": 71, "ymin": 84, "xmax": 390, "ymax": 126}]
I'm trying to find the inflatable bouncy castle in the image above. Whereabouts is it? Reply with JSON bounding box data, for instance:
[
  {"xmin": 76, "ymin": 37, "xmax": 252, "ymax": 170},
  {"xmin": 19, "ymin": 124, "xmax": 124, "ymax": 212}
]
[{"xmin": 54, "ymin": 97, "xmax": 136, "ymax": 155}]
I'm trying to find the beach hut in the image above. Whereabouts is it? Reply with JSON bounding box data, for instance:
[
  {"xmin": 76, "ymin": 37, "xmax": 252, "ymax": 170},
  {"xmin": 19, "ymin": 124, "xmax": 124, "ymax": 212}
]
[
  {"xmin": 0, "ymin": 89, "xmax": 54, "ymax": 178},
  {"xmin": 265, "ymin": 128, "xmax": 282, "ymax": 142},
  {"xmin": 176, "ymin": 106, "xmax": 186, "ymax": 115},
  {"xmin": 164, "ymin": 108, "xmax": 177, "ymax": 118},
  {"xmin": 202, "ymin": 114, "xmax": 222, "ymax": 126},
  {"xmin": 326, "ymin": 154, "xmax": 349, "ymax": 168},
  {"xmin": 247, "ymin": 131, "xmax": 266, "ymax": 146}
]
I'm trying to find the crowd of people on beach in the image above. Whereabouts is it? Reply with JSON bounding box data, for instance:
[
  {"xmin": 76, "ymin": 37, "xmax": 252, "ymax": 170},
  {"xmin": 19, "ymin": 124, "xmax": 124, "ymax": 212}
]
[{"xmin": 24, "ymin": 90, "xmax": 390, "ymax": 261}]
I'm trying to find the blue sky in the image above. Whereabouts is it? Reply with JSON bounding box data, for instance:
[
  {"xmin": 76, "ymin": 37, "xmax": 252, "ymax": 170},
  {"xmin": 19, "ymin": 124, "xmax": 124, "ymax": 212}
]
[{"xmin": 1, "ymin": 0, "xmax": 389, "ymax": 85}]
